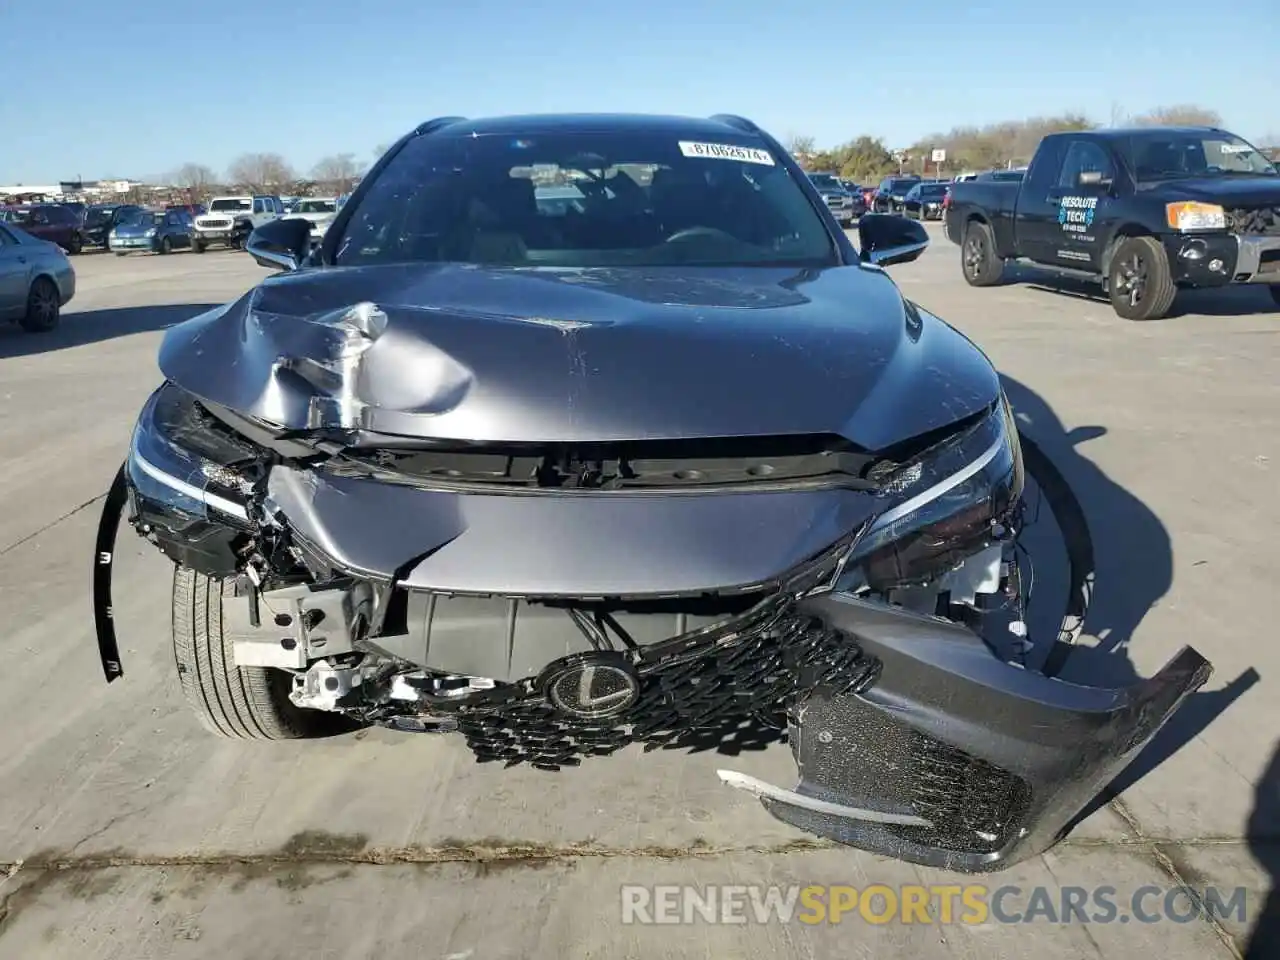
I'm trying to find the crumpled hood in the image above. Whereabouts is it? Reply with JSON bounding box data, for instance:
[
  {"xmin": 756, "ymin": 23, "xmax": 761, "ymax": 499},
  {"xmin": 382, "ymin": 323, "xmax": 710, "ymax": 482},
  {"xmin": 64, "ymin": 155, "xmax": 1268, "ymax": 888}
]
[{"xmin": 158, "ymin": 263, "xmax": 1000, "ymax": 451}]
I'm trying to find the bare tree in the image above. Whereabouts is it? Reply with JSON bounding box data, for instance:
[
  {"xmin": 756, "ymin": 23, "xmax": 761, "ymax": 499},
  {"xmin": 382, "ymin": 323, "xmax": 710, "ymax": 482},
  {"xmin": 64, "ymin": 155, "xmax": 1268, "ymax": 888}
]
[
  {"xmin": 785, "ymin": 134, "xmax": 816, "ymax": 166},
  {"xmin": 311, "ymin": 153, "xmax": 361, "ymax": 194},
  {"xmin": 226, "ymin": 152, "xmax": 296, "ymax": 192},
  {"xmin": 909, "ymin": 112, "xmax": 1096, "ymax": 172},
  {"xmin": 172, "ymin": 161, "xmax": 217, "ymax": 195},
  {"xmin": 1130, "ymin": 104, "xmax": 1223, "ymax": 128},
  {"xmin": 373, "ymin": 143, "xmax": 391, "ymax": 163}
]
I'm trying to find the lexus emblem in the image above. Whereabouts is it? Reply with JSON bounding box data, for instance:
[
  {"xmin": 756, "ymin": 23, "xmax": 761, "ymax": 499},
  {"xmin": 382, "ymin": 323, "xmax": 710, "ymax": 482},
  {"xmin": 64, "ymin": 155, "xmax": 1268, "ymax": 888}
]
[{"xmin": 544, "ymin": 654, "xmax": 641, "ymax": 720}]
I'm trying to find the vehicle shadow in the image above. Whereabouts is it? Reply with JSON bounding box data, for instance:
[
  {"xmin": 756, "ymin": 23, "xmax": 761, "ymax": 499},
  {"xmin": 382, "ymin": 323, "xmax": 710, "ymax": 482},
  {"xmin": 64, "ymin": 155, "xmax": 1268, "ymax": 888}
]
[
  {"xmin": 1001, "ymin": 373, "xmax": 1258, "ymax": 809},
  {"xmin": 1009, "ymin": 263, "xmax": 1279, "ymax": 317},
  {"xmin": 0, "ymin": 302, "xmax": 219, "ymax": 360},
  {"xmin": 1246, "ymin": 746, "xmax": 1279, "ymax": 958}
]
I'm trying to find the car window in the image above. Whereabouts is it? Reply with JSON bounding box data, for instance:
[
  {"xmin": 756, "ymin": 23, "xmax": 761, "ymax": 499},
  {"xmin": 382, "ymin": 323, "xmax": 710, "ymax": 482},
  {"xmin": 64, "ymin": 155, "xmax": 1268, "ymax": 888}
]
[
  {"xmin": 334, "ymin": 129, "xmax": 838, "ymax": 269},
  {"xmin": 210, "ymin": 198, "xmax": 252, "ymax": 212},
  {"xmin": 1122, "ymin": 131, "xmax": 1277, "ymax": 181},
  {"xmin": 1057, "ymin": 140, "xmax": 1115, "ymax": 189},
  {"xmin": 0, "ymin": 225, "xmax": 15, "ymax": 246}
]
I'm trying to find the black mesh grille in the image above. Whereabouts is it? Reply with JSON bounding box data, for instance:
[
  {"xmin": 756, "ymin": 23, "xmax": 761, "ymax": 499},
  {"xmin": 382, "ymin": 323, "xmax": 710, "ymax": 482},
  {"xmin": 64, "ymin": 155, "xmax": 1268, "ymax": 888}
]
[
  {"xmin": 891, "ymin": 733, "xmax": 1030, "ymax": 854},
  {"xmin": 1226, "ymin": 206, "xmax": 1280, "ymax": 236},
  {"xmin": 450, "ymin": 612, "xmax": 879, "ymax": 770}
]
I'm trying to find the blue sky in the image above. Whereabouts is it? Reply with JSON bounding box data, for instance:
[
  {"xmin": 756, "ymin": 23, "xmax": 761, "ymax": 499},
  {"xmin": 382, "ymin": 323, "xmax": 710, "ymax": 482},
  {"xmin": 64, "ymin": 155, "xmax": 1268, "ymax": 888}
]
[{"xmin": 2, "ymin": 0, "xmax": 1276, "ymax": 184}]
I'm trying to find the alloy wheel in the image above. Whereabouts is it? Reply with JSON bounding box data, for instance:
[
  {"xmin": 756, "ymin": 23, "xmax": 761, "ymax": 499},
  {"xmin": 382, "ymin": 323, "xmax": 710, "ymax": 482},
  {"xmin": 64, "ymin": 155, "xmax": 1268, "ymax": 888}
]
[{"xmin": 1115, "ymin": 253, "xmax": 1148, "ymax": 308}]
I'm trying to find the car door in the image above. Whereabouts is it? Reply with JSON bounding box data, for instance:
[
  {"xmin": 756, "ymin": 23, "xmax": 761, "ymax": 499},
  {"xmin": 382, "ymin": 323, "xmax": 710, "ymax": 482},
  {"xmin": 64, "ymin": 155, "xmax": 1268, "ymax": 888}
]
[
  {"xmin": 0, "ymin": 226, "xmax": 30, "ymax": 320},
  {"xmin": 1012, "ymin": 136, "xmax": 1070, "ymax": 265},
  {"xmin": 26, "ymin": 208, "xmax": 53, "ymax": 243},
  {"xmin": 1045, "ymin": 140, "xmax": 1116, "ymax": 270}
]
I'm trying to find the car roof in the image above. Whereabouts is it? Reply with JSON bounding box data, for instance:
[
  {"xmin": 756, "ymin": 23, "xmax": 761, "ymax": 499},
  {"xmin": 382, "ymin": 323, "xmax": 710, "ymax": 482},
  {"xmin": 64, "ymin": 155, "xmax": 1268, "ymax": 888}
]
[
  {"xmin": 1059, "ymin": 125, "xmax": 1234, "ymax": 140},
  {"xmin": 427, "ymin": 113, "xmax": 764, "ymax": 139}
]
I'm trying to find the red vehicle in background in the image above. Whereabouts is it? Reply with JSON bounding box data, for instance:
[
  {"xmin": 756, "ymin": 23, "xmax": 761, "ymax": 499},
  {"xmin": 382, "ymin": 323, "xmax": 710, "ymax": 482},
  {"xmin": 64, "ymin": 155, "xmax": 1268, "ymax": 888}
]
[{"xmin": 0, "ymin": 204, "xmax": 84, "ymax": 254}]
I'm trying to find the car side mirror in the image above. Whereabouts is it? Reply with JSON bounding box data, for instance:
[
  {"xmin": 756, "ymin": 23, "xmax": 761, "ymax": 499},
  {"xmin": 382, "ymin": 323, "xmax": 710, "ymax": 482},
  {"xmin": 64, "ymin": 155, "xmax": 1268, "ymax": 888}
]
[
  {"xmin": 857, "ymin": 213, "xmax": 929, "ymax": 267},
  {"xmin": 246, "ymin": 216, "xmax": 312, "ymax": 271},
  {"xmin": 1077, "ymin": 170, "xmax": 1114, "ymax": 190}
]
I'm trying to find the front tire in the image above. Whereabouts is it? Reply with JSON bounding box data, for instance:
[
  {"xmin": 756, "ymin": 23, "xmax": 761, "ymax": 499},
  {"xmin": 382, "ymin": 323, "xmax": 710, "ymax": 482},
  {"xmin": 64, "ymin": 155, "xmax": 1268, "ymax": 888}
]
[
  {"xmin": 1107, "ymin": 236, "xmax": 1176, "ymax": 321},
  {"xmin": 961, "ymin": 220, "xmax": 1003, "ymax": 286},
  {"xmin": 193, "ymin": 239, "xmax": 206, "ymax": 253},
  {"xmin": 171, "ymin": 566, "xmax": 333, "ymax": 740},
  {"xmin": 20, "ymin": 277, "xmax": 60, "ymax": 332},
  {"xmin": 159, "ymin": 236, "xmax": 173, "ymax": 255}
]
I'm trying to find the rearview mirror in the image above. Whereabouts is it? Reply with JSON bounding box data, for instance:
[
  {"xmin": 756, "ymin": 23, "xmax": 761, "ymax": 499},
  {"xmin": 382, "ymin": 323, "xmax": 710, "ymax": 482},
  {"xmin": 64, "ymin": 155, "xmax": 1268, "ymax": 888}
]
[
  {"xmin": 246, "ymin": 216, "xmax": 312, "ymax": 271},
  {"xmin": 857, "ymin": 213, "xmax": 929, "ymax": 267}
]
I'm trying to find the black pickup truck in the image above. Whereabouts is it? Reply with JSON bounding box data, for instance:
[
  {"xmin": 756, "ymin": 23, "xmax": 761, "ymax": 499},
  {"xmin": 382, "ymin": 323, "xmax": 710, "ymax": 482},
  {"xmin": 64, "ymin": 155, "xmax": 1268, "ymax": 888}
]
[{"xmin": 945, "ymin": 126, "xmax": 1280, "ymax": 319}]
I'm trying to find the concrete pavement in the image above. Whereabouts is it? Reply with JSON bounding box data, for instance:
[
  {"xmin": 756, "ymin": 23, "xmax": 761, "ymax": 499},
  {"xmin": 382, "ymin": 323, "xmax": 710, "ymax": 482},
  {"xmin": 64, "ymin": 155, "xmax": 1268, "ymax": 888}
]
[{"xmin": 0, "ymin": 233, "xmax": 1275, "ymax": 958}]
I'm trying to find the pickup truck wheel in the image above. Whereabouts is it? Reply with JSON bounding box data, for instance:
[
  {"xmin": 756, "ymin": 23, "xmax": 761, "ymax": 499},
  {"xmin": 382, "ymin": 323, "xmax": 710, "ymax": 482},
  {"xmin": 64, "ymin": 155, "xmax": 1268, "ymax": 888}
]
[
  {"xmin": 1108, "ymin": 237, "xmax": 1176, "ymax": 320},
  {"xmin": 171, "ymin": 566, "xmax": 337, "ymax": 740},
  {"xmin": 193, "ymin": 239, "xmax": 206, "ymax": 253},
  {"xmin": 961, "ymin": 221, "xmax": 1003, "ymax": 286}
]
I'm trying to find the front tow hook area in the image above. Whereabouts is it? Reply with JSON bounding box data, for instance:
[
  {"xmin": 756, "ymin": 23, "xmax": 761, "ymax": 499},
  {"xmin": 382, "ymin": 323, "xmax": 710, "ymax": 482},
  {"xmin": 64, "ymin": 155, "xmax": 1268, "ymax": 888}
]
[{"xmin": 718, "ymin": 591, "xmax": 1212, "ymax": 873}]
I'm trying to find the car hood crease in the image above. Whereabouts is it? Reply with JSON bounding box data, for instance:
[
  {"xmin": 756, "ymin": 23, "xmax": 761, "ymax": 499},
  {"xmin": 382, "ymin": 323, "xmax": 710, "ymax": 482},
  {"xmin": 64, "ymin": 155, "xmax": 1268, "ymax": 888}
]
[{"xmin": 158, "ymin": 263, "xmax": 1001, "ymax": 450}]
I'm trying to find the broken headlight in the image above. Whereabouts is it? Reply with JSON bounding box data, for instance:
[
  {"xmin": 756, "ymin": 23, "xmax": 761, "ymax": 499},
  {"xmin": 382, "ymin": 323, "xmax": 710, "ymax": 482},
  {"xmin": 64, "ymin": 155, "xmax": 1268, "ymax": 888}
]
[
  {"xmin": 841, "ymin": 397, "xmax": 1023, "ymax": 592},
  {"xmin": 126, "ymin": 382, "xmax": 260, "ymax": 525}
]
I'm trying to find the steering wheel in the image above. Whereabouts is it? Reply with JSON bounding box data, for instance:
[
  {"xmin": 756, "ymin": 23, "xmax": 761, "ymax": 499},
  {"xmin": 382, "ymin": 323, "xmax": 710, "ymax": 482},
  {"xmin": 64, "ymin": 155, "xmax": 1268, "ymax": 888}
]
[{"xmin": 664, "ymin": 225, "xmax": 739, "ymax": 244}]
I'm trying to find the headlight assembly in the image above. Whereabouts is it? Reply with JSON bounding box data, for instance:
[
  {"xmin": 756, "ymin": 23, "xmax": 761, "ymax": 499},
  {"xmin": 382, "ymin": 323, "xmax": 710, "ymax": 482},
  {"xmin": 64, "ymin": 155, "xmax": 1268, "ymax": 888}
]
[
  {"xmin": 1166, "ymin": 201, "xmax": 1225, "ymax": 232},
  {"xmin": 127, "ymin": 383, "xmax": 262, "ymax": 524},
  {"xmin": 840, "ymin": 397, "xmax": 1023, "ymax": 592}
]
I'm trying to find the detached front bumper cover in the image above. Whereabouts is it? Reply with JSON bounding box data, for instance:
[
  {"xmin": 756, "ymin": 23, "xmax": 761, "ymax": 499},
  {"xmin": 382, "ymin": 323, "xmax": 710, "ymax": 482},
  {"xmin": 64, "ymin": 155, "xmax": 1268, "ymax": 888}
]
[{"xmin": 721, "ymin": 591, "xmax": 1212, "ymax": 872}]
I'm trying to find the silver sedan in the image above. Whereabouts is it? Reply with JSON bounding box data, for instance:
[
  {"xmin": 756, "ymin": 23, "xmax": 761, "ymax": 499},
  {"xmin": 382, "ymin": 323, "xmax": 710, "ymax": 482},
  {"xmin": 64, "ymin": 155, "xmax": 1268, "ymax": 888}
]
[{"xmin": 0, "ymin": 222, "xmax": 76, "ymax": 332}]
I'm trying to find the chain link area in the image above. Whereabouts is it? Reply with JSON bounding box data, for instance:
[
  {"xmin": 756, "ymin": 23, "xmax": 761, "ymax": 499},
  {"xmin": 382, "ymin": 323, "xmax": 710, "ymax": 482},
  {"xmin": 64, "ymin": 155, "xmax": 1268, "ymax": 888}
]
[{"xmin": 452, "ymin": 614, "xmax": 879, "ymax": 770}]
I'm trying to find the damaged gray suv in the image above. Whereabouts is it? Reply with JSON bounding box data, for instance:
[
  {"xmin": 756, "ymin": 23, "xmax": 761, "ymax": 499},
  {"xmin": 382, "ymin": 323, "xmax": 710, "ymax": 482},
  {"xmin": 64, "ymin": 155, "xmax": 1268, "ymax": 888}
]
[{"xmin": 94, "ymin": 113, "xmax": 1211, "ymax": 873}]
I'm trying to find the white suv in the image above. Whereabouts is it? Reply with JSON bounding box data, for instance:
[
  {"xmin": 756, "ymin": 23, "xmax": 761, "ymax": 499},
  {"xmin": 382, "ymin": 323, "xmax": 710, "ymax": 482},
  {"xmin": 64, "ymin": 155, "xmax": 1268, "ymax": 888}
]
[{"xmin": 193, "ymin": 195, "xmax": 284, "ymax": 252}]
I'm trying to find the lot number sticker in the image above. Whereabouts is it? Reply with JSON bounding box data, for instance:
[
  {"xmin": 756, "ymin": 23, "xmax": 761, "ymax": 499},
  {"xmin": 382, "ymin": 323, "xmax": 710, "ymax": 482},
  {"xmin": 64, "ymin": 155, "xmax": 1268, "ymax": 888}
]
[{"xmin": 678, "ymin": 141, "xmax": 776, "ymax": 165}]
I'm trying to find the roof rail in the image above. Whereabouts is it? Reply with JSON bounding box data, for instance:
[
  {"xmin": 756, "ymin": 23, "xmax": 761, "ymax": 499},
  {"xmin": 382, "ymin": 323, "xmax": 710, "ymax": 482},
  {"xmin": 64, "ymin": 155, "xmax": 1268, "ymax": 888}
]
[
  {"xmin": 413, "ymin": 116, "xmax": 467, "ymax": 136},
  {"xmin": 709, "ymin": 114, "xmax": 760, "ymax": 134}
]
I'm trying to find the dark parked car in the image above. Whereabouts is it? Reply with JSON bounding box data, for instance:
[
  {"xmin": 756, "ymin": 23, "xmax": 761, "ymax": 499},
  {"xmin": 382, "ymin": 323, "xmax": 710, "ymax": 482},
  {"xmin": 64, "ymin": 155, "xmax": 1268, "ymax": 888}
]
[
  {"xmin": 94, "ymin": 112, "xmax": 1209, "ymax": 876},
  {"xmin": 903, "ymin": 181, "xmax": 950, "ymax": 220},
  {"xmin": 0, "ymin": 204, "xmax": 84, "ymax": 254},
  {"xmin": 872, "ymin": 175, "xmax": 922, "ymax": 213},
  {"xmin": 82, "ymin": 204, "xmax": 147, "ymax": 249},
  {"xmin": 946, "ymin": 125, "xmax": 1280, "ymax": 319},
  {"xmin": 806, "ymin": 172, "xmax": 857, "ymax": 227},
  {"xmin": 109, "ymin": 209, "xmax": 197, "ymax": 255},
  {"xmin": 165, "ymin": 203, "xmax": 207, "ymax": 217}
]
